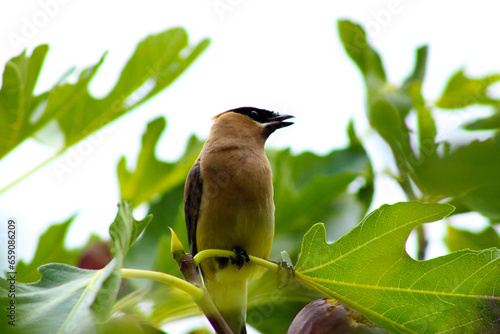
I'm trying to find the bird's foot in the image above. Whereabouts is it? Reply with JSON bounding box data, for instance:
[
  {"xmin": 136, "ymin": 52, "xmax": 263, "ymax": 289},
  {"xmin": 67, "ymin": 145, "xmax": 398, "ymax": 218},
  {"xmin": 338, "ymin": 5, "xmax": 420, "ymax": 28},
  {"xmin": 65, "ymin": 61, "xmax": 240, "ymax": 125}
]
[
  {"xmin": 230, "ymin": 247, "xmax": 250, "ymax": 269},
  {"xmin": 276, "ymin": 261, "xmax": 295, "ymax": 289}
]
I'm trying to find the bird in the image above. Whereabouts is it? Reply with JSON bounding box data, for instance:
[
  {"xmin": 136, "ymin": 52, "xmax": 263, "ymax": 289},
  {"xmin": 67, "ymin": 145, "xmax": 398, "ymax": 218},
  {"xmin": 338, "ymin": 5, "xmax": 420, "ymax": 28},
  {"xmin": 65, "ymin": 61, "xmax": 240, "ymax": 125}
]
[{"xmin": 184, "ymin": 107, "xmax": 294, "ymax": 333}]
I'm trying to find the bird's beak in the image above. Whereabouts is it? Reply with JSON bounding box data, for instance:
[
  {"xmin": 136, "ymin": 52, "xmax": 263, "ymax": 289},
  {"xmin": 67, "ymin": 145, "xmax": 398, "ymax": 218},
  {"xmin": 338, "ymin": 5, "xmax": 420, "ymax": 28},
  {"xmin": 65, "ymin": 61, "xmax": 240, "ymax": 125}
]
[{"xmin": 263, "ymin": 114, "xmax": 294, "ymax": 136}]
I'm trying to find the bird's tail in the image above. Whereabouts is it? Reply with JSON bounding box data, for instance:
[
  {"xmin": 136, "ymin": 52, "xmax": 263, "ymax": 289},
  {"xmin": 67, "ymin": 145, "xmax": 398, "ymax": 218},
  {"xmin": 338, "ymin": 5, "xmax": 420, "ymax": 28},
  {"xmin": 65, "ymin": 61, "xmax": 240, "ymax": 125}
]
[{"xmin": 205, "ymin": 275, "xmax": 248, "ymax": 334}]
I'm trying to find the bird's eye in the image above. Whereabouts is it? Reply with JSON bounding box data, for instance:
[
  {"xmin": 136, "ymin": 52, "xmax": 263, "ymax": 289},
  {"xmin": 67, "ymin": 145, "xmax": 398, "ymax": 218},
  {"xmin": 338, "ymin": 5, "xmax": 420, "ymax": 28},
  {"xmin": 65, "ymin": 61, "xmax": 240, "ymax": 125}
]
[{"xmin": 249, "ymin": 110, "xmax": 259, "ymax": 119}]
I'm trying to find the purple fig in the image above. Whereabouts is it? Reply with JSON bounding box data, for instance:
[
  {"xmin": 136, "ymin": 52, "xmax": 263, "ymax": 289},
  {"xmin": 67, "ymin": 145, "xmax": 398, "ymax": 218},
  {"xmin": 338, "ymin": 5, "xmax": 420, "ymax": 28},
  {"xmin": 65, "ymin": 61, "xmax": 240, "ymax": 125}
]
[
  {"xmin": 78, "ymin": 241, "xmax": 112, "ymax": 269},
  {"xmin": 288, "ymin": 299, "xmax": 388, "ymax": 334}
]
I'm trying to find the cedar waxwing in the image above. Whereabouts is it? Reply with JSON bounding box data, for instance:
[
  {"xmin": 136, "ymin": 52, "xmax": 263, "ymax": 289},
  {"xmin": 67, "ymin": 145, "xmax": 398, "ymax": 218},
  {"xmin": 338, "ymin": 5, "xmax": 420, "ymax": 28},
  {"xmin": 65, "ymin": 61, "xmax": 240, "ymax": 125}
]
[{"xmin": 184, "ymin": 107, "xmax": 294, "ymax": 333}]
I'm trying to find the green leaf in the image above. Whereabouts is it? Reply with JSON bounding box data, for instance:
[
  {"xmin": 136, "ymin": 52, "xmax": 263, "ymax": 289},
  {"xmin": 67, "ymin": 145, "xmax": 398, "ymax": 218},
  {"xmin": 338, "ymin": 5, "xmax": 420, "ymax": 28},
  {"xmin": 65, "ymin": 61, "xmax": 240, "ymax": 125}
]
[
  {"xmin": 57, "ymin": 29, "xmax": 209, "ymax": 148},
  {"xmin": 1, "ymin": 262, "xmax": 118, "ymax": 334},
  {"xmin": 367, "ymin": 96, "xmax": 411, "ymax": 148},
  {"xmin": 118, "ymin": 116, "xmax": 203, "ymax": 208},
  {"xmin": 102, "ymin": 314, "xmax": 166, "ymax": 334},
  {"xmin": 408, "ymin": 81, "xmax": 438, "ymax": 166},
  {"xmin": 147, "ymin": 284, "xmax": 199, "ymax": 325},
  {"xmin": 271, "ymin": 125, "xmax": 373, "ymax": 259},
  {"xmin": 105, "ymin": 28, "xmax": 207, "ymax": 108},
  {"xmin": 15, "ymin": 215, "xmax": 79, "ymax": 283},
  {"xmin": 0, "ymin": 45, "xmax": 49, "ymax": 158},
  {"xmin": 436, "ymin": 69, "xmax": 500, "ymax": 109},
  {"xmin": 445, "ymin": 224, "xmax": 500, "ymax": 252},
  {"xmin": 247, "ymin": 270, "xmax": 322, "ymax": 334},
  {"xmin": 0, "ymin": 202, "xmax": 151, "ymax": 333},
  {"xmin": 338, "ymin": 20, "xmax": 426, "ymax": 176},
  {"xmin": 460, "ymin": 185, "xmax": 500, "ymax": 221},
  {"xmin": 402, "ymin": 46, "xmax": 428, "ymax": 90},
  {"xmin": 295, "ymin": 202, "xmax": 500, "ymax": 334},
  {"xmin": 125, "ymin": 183, "xmax": 186, "ymax": 272},
  {"xmin": 273, "ymin": 151, "xmax": 356, "ymax": 232},
  {"xmin": 337, "ymin": 20, "xmax": 386, "ymax": 89},
  {"xmin": 0, "ymin": 28, "xmax": 209, "ymax": 160},
  {"xmin": 109, "ymin": 202, "xmax": 153, "ymax": 261},
  {"xmin": 464, "ymin": 108, "xmax": 500, "ymax": 130},
  {"xmin": 414, "ymin": 135, "xmax": 500, "ymax": 219}
]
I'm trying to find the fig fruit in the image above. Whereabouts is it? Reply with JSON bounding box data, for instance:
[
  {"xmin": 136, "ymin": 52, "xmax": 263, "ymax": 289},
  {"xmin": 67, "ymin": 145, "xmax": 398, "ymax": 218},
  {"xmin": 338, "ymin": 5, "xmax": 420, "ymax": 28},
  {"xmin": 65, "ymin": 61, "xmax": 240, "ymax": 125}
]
[
  {"xmin": 288, "ymin": 299, "xmax": 388, "ymax": 334},
  {"xmin": 78, "ymin": 241, "xmax": 112, "ymax": 269}
]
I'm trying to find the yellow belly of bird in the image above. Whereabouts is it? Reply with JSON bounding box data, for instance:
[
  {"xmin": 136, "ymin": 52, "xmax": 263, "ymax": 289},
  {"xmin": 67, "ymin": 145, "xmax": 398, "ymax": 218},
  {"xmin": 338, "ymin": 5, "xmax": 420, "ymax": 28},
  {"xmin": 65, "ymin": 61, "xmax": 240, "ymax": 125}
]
[{"xmin": 196, "ymin": 193, "xmax": 274, "ymax": 281}]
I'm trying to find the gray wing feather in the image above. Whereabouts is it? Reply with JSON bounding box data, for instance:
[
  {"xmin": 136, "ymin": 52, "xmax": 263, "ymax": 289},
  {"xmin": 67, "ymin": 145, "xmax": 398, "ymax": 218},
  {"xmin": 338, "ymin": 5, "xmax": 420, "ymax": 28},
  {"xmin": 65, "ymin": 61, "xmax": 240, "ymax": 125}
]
[{"xmin": 184, "ymin": 161, "xmax": 202, "ymax": 255}]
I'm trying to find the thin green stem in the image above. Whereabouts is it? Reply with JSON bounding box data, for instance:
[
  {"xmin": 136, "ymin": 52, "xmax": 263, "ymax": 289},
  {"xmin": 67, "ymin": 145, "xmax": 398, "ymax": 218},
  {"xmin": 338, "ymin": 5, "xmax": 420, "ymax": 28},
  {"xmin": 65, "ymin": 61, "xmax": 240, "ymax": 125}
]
[
  {"xmin": 0, "ymin": 149, "xmax": 63, "ymax": 195},
  {"xmin": 249, "ymin": 255, "xmax": 280, "ymax": 272},
  {"xmin": 416, "ymin": 225, "xmax": 427, "ymax": 260},
  {"xmin": 173, "ymin": 250, "xmax": 234, "ymax": 334},
  {"xmin": 121, "ymin": 268, "xmax": 204, "ymax": 301},
  {"xmin": 193, "ymin": 249, "xmax": 280, "ymax": 273},
  {"xmin": 112, "ymin": 287, "xmax": 145, "ymax": 314},
  {"xmin": 397, "ymin": 174, "xmax": 428, "ymax": 260},
  {"xmin": 388, "ymin": 145, "xmax": 429, "ymax": 260},
  {"xmin": 193, "ymin": 249, "xmax": 235, "ymax": 265}
]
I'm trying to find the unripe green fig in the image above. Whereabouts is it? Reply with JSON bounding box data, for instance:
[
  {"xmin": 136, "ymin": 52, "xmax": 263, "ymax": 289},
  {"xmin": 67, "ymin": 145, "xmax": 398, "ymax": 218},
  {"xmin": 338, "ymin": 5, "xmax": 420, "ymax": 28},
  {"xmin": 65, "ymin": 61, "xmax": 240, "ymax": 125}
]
[{"xmin": 288, "ymin": 299, "xmax": 388, "ymax": 334}]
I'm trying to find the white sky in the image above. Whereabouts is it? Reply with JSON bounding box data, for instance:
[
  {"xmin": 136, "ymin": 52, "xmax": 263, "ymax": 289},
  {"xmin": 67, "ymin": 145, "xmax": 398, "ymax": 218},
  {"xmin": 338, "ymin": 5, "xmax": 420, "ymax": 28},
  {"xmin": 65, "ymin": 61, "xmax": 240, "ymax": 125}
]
[{"xmin": 0, "ymin": 1, "xmax": 498, "ymax": 273}]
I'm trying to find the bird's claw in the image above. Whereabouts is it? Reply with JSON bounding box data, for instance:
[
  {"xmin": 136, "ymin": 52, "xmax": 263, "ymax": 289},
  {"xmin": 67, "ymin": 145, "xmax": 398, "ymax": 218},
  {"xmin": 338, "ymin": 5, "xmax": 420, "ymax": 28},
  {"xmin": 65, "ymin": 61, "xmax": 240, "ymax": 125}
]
[
  {"xmin": 276, "ymin": 261, "xmax": 295, "ymax": 289},
  {"xmin": 230, "ymin": 247, "xmax": 250, "ymax": 269}
]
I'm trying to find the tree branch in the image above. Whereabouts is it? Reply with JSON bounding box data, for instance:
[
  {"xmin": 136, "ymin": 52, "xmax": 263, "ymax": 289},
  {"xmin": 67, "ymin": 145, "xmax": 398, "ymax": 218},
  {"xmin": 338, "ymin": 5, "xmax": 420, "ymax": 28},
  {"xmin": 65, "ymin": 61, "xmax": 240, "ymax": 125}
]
[{"xmin": 170, "ymin": 229, "xmax": 234, "ymax": 334}]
